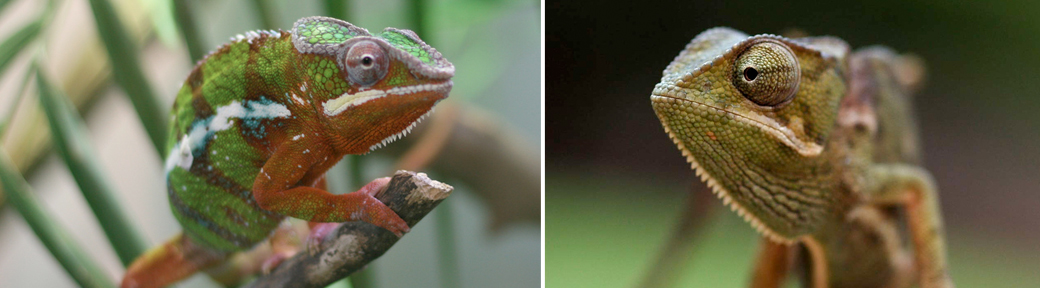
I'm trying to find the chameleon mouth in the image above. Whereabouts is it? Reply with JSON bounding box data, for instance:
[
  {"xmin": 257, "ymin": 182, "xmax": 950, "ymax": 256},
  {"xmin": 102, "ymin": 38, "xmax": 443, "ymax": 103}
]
[
  {"xmin": 323, "ymin": 81, "xmax": 452, "ymax": 116},
  {"xmin": 649, "ymin": 93, "xmax": 823, "ymax": 157},
  {"xmin": 367, "ymin": 108, "xmax": 435, "ymax": 152},
  {"xmin": 650, "ymin": 94, "xmax": 796, "ymax": 244}
]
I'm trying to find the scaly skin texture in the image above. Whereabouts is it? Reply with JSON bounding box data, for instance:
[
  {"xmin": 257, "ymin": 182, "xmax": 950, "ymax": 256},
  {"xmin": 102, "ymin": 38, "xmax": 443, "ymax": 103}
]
[
  {"xmin": 121, "ymin": 17, "xmax": 453, "ymax": 288},
  {"xmin": 650, "ymin": 28, "xmax": 952, "ymax": 288}
]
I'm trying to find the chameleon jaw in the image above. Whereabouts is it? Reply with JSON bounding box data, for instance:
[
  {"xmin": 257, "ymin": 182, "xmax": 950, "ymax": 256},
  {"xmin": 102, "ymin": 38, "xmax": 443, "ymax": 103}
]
[
  {"xmin": 367, "ymin": 108, "xmax": 434, "ymax": 152},
  {"xmin": 649, "ymin": 91, "xmax": 823, "ymax": 157},
  {"xmin": 659, "ymin": 118, "xmax": 796, "ymax": 245},
  {"xmin": 651, "ymin": 95, "xmax": 797, "ymax": 245}
]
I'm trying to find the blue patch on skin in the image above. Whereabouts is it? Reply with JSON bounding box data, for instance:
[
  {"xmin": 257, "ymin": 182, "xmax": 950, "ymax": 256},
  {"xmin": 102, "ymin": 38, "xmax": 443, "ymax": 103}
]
[{"xmin": 184, "ymin": 97, "xmax": 290, "ymax": 157}]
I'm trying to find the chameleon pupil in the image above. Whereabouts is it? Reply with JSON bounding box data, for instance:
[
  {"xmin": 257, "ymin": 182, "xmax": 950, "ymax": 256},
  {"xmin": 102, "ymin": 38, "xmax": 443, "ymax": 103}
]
[
  {"xmin": 744, "ymin": 67, "xmax": 758, "ymax": 81},
  {"xmin": 362, "ymin": 56, "xmax": 374, "ymax": 67}
]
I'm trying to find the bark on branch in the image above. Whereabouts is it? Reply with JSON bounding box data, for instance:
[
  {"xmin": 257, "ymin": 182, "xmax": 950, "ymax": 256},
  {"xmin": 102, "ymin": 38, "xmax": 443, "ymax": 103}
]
[{"xmin": 244, "ymin": 170, "xmax": 453, "ymax": 288}]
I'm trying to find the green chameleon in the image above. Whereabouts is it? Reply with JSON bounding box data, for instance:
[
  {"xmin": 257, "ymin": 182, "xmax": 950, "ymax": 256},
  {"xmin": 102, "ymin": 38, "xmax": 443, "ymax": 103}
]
[
  {"xmin": 121, "ymin": 16, "xmax": 453, "ymax": 288},
  {"xmin": 648, "ymin": 28, "xmax": 953, "ymax": 288}
]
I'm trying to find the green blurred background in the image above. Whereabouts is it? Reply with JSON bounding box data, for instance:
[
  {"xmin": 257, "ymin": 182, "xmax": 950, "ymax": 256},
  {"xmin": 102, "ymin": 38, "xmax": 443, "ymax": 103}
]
[{"xmin": 548, "ymin": 0, "xmax": 1039, "ymax": 287}]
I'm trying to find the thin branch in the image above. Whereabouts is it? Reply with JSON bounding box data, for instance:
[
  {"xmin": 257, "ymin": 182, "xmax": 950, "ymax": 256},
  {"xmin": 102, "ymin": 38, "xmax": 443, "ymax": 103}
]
[{"xmin": 244, "ymin": 170, "xmax": 453, "ymax": 288}]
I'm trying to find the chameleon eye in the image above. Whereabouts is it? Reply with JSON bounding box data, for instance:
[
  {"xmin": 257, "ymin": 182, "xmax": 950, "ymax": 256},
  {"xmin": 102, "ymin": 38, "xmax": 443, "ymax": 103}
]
[
  {"xmin": 732, "ymin": 40, "xmax": 800, "ymax": 107},
  {"xmin": 344, "ymin": 41, "xmax": 389, "ymax": 87}
]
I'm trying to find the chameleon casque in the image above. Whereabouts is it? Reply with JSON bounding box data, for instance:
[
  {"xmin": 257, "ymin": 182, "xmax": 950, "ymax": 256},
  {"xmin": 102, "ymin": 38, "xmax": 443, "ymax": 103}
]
[
  {"xmin": 121, "ymin": 17, "xmax": 453, "ymax": 287},
  {"xmin": 649, "ymin": 28, "xmax": 953, "ymax": 288}
]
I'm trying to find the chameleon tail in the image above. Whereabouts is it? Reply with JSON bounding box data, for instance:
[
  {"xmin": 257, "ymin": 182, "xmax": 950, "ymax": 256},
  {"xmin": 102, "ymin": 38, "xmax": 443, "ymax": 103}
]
[{"xmin": 121, "ymin": 233, "xmax": 226, "ymax": 288}]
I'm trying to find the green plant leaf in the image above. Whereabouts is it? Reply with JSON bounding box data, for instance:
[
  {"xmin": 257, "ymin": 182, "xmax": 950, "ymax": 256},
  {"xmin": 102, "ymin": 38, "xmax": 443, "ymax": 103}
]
[
  {"xmin": 0, "ymin": 19, "xmax": 43, "ymax": 78},
  {"xmin": 0, "ymin": 65, "xmax": 36, "ymax": 139},
  {"xmin": 323, "ymin": 0, "xmax": 350, "ymax": 21},
  {"xmin": 86, "ymin": 0, "xmax": 168, "ymax": 156},
  {"xmin": 0, "ymin": 0, "xmax": 13, "ymax": 14},
  {"xmin": 172, "ymin": 0, "xmax": 206, "ymax": 62},
  {"xmin": 36, "ymin": 67, "xmax": 149, "ymax": 267},
  {"xmin": 0, "ymin": 151, "xmax": 115, "ymax": 288},
  {"xmin": 250, "ymin": 0, "xmax": 278, "ymax": 30},
  {"xmin": 141, "ymin": 0, "xmax": 180, "ymax": 48}
]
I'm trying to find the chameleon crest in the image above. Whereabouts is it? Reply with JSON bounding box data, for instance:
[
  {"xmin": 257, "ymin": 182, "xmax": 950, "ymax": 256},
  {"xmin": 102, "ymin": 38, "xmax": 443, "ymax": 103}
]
[
  {"xmin": 124, "ymin": 17, "xmax": 453, "ymax": 288},
  {"xmin": 651, "ymin": 28, "xmax": 849, "ymax": 241}
]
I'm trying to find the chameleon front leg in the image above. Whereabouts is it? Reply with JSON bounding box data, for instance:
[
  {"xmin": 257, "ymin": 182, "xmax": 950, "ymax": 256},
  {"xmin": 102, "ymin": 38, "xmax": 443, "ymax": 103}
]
[
  {"xmin": 867, "ymin": 164, "xmax": 954, "ymax": 288},
  {"xmin": 748, "ymin": 238, "xmax": 791, "ymax": 288},
  {"xmin": 253, "ymin": 139, "xmax": 410, "ymax": 237}
]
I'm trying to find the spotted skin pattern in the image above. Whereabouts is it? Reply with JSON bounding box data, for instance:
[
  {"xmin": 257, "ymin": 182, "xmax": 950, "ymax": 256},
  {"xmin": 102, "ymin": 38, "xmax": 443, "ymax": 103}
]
[{"xmin": 122, "ymin": 17, "xmax": 453, "ymax": 288}]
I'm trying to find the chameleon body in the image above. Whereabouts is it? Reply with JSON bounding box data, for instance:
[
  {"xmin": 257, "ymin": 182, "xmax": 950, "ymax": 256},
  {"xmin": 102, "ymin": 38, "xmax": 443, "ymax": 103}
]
[
  {"xmin": 650, "ymin": 28, "xmax": 952, "ymax": 288},
  {"xmin": 122, "ymin": 17, "xmax": 453, "ymax": 287}
]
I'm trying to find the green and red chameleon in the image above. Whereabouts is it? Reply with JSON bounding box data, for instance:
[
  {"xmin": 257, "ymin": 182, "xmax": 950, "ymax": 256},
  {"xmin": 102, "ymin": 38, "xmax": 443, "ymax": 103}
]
[{"xmin": 121, "ymin": 16, "xmax": 454, "ymax": 287}]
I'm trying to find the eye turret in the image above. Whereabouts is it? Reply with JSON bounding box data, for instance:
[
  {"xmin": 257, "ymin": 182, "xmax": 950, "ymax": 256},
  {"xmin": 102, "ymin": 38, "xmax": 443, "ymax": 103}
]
[
  {"xmin": 732, "ymin": 40, "xmax": 800, "ymax": 107},
  {"xmin": 344, "ymin": 40, "xmax": 389, "ymax": 87}
]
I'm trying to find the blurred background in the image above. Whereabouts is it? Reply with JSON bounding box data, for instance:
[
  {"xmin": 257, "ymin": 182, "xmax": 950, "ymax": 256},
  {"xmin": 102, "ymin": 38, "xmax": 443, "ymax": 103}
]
[
  {"xmin": 0, "ymin": 0, "xmax": 539, "ymax": 287},
  {"xmin": 548, "ymin": 0, "xmax": 1038, "ymax": 287}
]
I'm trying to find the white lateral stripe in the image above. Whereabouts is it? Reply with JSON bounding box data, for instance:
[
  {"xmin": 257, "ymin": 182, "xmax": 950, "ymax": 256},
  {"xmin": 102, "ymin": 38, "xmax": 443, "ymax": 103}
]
[
  {"xmin": 323, "ymin": 82, "xmax": 451, "ymax": 116},
  {"xmin": 163, "ymin": 99, "xmax": 292, "ymax": 174}
]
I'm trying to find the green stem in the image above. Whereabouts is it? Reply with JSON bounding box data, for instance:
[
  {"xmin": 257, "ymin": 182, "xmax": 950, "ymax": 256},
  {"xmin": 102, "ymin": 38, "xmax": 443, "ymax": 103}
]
[
  {"xmin": 35, "ymin": 67, "xmax": 149, "ymax": 266},
  {"xmin": 0, "ymin": 0, "xmax": 13, "ymax": 14},
  {"xmin": 250, "ymin": 0, "xmax": 278, "ymax": 30},
  {"xmin": 86, "ymin": 0, "xmax": 168, "ymax": 156},
  {"xmin": 347, "ymin": 267, "xmax": 373, "ymax": 288},
  {"xmin": 0, "ymin": 19, "xmax": 43, "ymax": 78},
  {"xmin": 0, "ymin": 151, "xmax": 115, "ymax": 288},
  {"xmin": 406, "ymin": 0, "xmax": 425, "ymax": 37},
  {"xmin": 435, "ymin": 198, "xmax": 461, "ymax": 288},
  {"xmin": 322, "ymin": 0, "xmax": 349, "ymax": 21},
  {"xmin": 172, "ymin": 0, "xmax": 206, "ymax": 63},
  {"xmin": 0, "ymin": 65, "xmax": 36, "ymax": 139}
]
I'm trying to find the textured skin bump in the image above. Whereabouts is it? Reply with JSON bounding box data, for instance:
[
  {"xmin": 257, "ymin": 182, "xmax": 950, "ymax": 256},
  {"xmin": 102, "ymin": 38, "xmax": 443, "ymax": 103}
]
[
  {"xmin": 293, "ymin": 17, "xmax": 366, "ymax": 46},
  {"xmin": 731, "ymin": 40, "xmax": 800, "ymax": 107}
]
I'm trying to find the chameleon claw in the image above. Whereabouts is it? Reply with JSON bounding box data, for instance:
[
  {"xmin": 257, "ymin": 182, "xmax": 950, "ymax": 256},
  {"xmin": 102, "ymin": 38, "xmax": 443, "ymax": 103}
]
[{"xmin": 343, "ymin": 178, "xmax": 410, "ymax": 237}]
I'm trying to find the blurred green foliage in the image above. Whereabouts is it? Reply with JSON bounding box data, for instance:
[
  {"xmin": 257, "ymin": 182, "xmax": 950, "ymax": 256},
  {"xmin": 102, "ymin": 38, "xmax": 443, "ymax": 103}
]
[{"xmin": 546, "ymin": 173, "xmax": 1040, "ymax": 287}]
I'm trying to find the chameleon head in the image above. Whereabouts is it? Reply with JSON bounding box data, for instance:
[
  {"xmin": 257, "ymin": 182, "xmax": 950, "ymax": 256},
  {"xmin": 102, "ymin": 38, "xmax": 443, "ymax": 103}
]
[
  {"xmin": 650, "ymin": 28, "xmax": 849, "ymax": 242},
  {"xmin": 292, "ymin": 17, "xmax": 454, "ymax": 154}
]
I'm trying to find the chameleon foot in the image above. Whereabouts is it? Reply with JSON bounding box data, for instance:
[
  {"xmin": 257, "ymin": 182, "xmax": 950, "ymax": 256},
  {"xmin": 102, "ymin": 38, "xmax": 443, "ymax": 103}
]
[{"xmin": 337, "ymin": 177, "xmax": 411, "ymax": 237}]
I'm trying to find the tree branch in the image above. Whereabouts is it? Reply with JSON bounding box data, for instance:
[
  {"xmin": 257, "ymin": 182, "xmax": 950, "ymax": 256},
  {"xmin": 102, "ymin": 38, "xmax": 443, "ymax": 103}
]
[{"xmin": 244, "ymin": 170, "xmax": 452, "ymax": 288}]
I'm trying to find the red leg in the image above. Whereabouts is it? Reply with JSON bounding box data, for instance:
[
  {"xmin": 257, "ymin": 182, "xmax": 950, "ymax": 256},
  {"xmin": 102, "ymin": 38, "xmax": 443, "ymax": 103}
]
[{"xmin": 253, "ymin": 142, "xmax": 409, "ymax": 236}]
